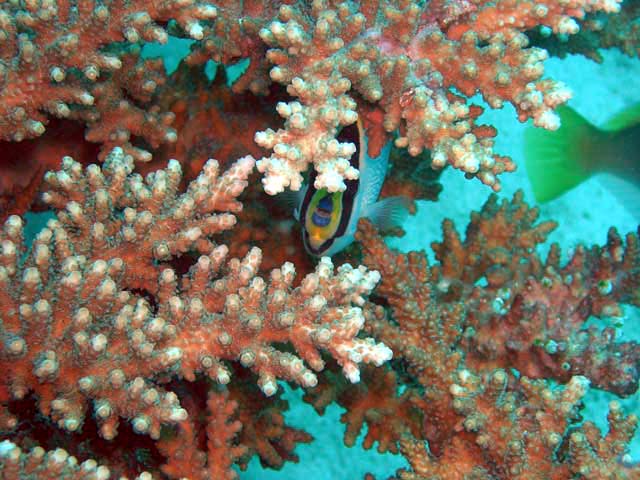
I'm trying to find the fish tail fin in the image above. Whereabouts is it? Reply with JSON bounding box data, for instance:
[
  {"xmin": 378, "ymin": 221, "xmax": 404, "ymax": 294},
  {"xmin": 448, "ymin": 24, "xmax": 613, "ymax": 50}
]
[
  {"xmin": 524, "ymin": 105, "xmax": 601, "ymax": 203},
  {"xmin": 603, "ymin": 102, "xmax": 640, "ymax": 131},
  {"xmin": 365, "ymin": 196, "xmax": 412, "ymax": 231}
]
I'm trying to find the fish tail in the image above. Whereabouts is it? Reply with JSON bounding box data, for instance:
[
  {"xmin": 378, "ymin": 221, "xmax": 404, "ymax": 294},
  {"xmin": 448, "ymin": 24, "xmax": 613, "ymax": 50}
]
[
  {"xmin": 602, "ymin": 102, "xmax": 640, "ymax": 131},
  {"xmin": 524, "ymin": 105, "xmax": 601, "ymax": 203}
]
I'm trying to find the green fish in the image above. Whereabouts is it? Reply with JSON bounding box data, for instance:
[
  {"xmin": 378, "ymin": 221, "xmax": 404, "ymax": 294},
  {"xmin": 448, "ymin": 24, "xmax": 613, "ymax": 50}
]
[{"xmin": 525, "ymin": 103, "xmax": 640, "ymax": 208}]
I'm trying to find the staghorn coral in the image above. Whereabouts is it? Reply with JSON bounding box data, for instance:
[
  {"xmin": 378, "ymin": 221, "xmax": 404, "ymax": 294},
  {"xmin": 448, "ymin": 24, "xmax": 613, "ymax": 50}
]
[
  {"xmin": 393, "ymin": 373, "xmax": 639, "ymax": 480},
  {"xmin": 1, "ymin": 161, "xmax": 639, "ymax": 478},
  {"xmin": 528, "ymin": 0, "xmax": 640, "ymax": 62},
  {"xmin": 0, "ymin": 1, "xmax": 639, "ymax": 479},
  {"xmin": 0, "ymin": 148, "xmax": 391, "ymax": 478},
  {"xmin": 0, "ymin": 120, "xmax": 95, "ymax": 221},
  {"xmin": 432, "ymin": 193, "xmax": 640, "ymax": 396},
  {"xmin": 0, "ymin": 441, "xmax": 114, "ymax": 480},
  {"xmin": 350, "ymin": 192, "xmax": 639, "ymax": 478},
  {"xmin": 0, "ymin": 1, "xmax": 626, "ymax": 198},
  {"xmin": 358, "ymin": 192, "xmax": 640, "ymax": 397},
  {"xmin": 249, "ymin": 0, "xmax": 620, "ymax": 194},
  {"xmin": 0, "ymin": 0, "xmax": 217, "ymax": 158}
]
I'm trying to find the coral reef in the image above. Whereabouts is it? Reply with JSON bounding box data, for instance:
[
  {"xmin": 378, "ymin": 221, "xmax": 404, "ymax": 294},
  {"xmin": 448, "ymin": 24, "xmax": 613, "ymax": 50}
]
[
  {"xmin": 1, "ymin": 0, "xmax": 625, "ymax": 201},
  {"xmin": 353, "ymin": 194, "xmax": 639, "ymax": 477},
  {"xmin": 0, "ymin": 1, "xmax": 216, "ymax": 155},
  {"xmin": 0, "ymin": 1, "xmax": 639, "ymax": 479},
  {"xmin": 528, "ymin": 0, "xmax": 640, "ymax": 62},
  {"xmin": 1, "ymin": 149, "xmax": 391, "ymax": 478}
]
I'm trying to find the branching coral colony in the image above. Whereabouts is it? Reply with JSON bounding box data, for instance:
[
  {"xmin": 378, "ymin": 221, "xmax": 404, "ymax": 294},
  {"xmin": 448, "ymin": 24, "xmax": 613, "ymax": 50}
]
[{"xmin": 0, "ymin": 1, "xmax": 639, "ymax": 479}]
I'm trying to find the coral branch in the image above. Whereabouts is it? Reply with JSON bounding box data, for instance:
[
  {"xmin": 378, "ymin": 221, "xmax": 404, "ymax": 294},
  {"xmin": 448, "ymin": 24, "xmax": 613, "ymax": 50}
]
[
  {"xmin": 0, "ymin": 2, "xmax": 638, "ymax": 478},
  {"xmin": 0, "ymin": 148, "xmax": 391, "ymax": 462},
  {"xmin": 250, "ymin": 0, "xmax": 619, "ymax": 193},
  {"xmin": 353, "ymin": 190, "xmax": 639, "ymax": 478},
  {"xmin": 0, "ymin": 0, "xmax": 216, "ymax": 158}
]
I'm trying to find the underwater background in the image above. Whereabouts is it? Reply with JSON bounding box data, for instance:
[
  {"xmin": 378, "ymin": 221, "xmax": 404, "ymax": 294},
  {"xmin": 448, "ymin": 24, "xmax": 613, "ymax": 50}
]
[
  {"xmin": 2, "ymin": 3, "xmax": 639, "ymax": 477},
  {"xmin": 218, "ymin": 45, "xmax": 640, "ymax": 478},
  {"xmin": 233, "ymin": 46, "xmax": 640, "ymax": 480}
]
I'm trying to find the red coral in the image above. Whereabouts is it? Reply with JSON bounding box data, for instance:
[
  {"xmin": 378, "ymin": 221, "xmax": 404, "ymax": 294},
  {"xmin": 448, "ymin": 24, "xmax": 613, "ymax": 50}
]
[
  {"xmin": 353, "ymin": 191, "xmax": 639, "ymax": 478},
  {"xmin": 1, "ymin": 2, "xmax": 639, "ymax": 479}
]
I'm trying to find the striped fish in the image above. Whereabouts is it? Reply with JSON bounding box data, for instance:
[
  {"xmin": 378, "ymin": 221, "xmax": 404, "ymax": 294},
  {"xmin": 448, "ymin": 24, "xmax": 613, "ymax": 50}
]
[{"xmin": 293, "ymin": 119, "xmax": 410, "ymax": 256}]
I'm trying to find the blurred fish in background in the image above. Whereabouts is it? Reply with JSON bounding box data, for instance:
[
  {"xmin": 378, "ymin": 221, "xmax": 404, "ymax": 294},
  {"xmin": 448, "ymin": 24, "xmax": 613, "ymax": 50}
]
[{"xmin": 525, "ymin": 103, "xmax": 640, "ymax": 218}]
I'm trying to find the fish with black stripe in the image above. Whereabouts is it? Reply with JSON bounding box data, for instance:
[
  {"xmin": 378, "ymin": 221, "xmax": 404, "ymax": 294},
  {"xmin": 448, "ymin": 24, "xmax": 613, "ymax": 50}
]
[{"xmin": 292, "ymin": 119, "xmax": 411, "ymax": 257}]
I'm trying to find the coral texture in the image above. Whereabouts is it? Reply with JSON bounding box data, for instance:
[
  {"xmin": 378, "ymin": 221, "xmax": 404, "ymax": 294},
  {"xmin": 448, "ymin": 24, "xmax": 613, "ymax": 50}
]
[
  {"xmin": 529, "ymin": 0, "xmax": 640, "ymax": 62},
  {"xmin": 0, "ymin": 0, "xmax": 624, "ymax": 198},
  {"xmin": 353, "ymin": 195, "xmax": 639, "ymax": 478},
  {"xmin": 250, "ymin": 0, "xmax": 620, "ymax": 193},
  {"xmin": 0, "ymin": 149, "xmax": 391, "ymax": 478},
  {"xmin": 0, "ymin": 1, "xmax": 639, "ymax": 479},
  {"xmin": 0, "ymin": 1, "xmax": 218, "ymax": 156}
]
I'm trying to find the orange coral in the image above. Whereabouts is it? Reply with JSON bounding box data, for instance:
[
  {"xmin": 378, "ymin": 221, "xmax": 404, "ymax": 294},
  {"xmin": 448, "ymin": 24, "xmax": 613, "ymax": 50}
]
[
  {"xmin": 0, "ymin": 1, "xmax": 215, "ymax": 152},
  {"xmin": 1, "ymin": 2, "xmax": 639, "ymax": 479},
  {"xmin": 351, "ymin": 191, "xmax": 639, "ymax": 478},
  {"xmin": 0, "ymin": 148, "xmax": 392, "ymax": 477}
]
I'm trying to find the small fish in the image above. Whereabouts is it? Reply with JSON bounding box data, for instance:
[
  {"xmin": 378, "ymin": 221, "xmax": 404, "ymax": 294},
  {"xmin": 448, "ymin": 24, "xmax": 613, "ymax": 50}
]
[
  {"xmin": 524, "ymin": 103, "xmax": 640, "ymax": 209},
  {"xmin": 292, "ymin": 119, "xmax": 410, "ymax": 257}
]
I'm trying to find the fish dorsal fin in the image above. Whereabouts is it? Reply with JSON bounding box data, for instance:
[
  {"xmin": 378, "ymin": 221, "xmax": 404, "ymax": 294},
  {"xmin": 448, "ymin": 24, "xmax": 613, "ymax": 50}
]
[
  {"xmin": 363, "ymin": 196, "xmax": 411, "ymax": 231},
  {"xmin": 278, "ymin": 187, "xmax": 306, "ymax": 221}
]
